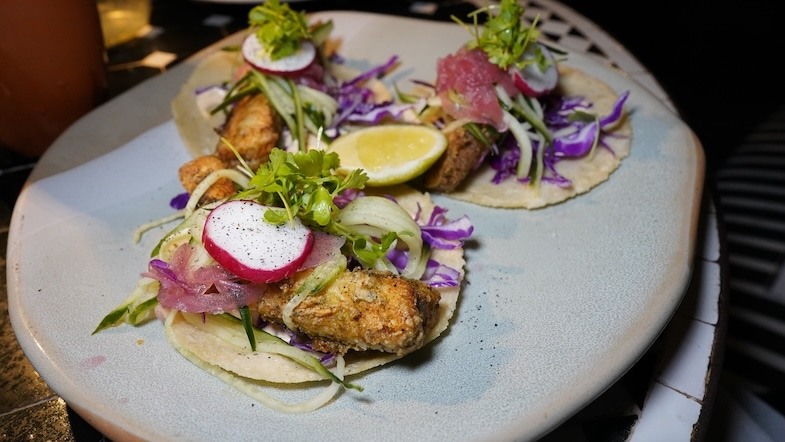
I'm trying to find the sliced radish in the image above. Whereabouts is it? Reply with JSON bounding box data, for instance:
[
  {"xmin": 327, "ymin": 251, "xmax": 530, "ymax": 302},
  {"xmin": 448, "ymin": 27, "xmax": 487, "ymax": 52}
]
[
  {"xmin": 241, "ymin": 33, "xmax": 316, "ymax": 76},
  {"xmin": 510, "ymin": 43, "xmax": 559, "ymax": 97},
  {"xmin": 203, "ymin": 200, "xmax": 314, "ymax": 283}
]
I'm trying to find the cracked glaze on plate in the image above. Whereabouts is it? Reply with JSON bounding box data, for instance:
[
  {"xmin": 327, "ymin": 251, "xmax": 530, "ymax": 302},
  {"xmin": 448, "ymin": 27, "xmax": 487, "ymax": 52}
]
[{"xmin": 7, "ymin": 12, "xmax": 704, "ymax": 441}]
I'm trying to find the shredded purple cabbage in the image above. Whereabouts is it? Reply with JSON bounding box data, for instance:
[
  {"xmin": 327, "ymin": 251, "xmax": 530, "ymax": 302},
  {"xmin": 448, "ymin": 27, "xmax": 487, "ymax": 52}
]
[
  {"xmin": 149, "ymin": 259, "xmax": 182, "ymax": 286},
  {"xmin": 170, "ymin": 192, "xmax": 190, "ymax": 210},
  {"xmin": 422, "ymin": 259, "xmax": 462, "ymax": 287},
  {"xmin": 387, "ymin": 249, "xmax": 462, "ymax": 288},
  {"xmin": 325, "ymin": 55, "xmax": 411, "ymax": 131},
  {"xmin": 256, "ymin": 320, "xmax": 335, "ymax": 365},
  {"xmin": 334, "ymin": 188, "xmax": 365, "ymax": 208},
  {"xmin": 416, "ymin": 204, "xmax": 474, "ymax": 250},
  {"xmin": 343, "ymin": 102, "xmax": 413, "ymax": 124},
  {"xmin": 386, "ymin": 248, "xmax": 408, "ymax": 271},
  {"xmin": 601, "ymin": 91, "xmax": 630, "ymax": 126},
  {"xmin": 344, "ymin": 55, "xmax": 399, "ymax": 88},
  {"xmin": 552, "ymin": 123, "xmax": 600, "ymax": 157},
  {"xmin": 386, "ymin": 203, "xmax": 473, "ymax": 287},
  {"xmin": 490, "ymin": 90, "xmax": 630, "ymax": 185}
]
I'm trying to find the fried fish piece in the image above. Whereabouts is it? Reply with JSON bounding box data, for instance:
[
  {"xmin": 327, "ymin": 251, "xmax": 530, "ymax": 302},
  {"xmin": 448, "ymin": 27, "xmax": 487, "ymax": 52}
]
[
  {"xmin": 178, "ymin": 155, "xmax": 238, "ymax": 203},
  {"xmin": 216, "ymin": 93, "xmax": 281, "ymax": 171},
  {"xmin": 255, "ymin": 268, "xmax": 441, "ymax": 356},
  {"xmin": 423, "ymin": 124, "xmax": 494, "ymax": 192},
  {"xmin": 178, "ymin": 93, "xmax": 282, "ymax": 204}
]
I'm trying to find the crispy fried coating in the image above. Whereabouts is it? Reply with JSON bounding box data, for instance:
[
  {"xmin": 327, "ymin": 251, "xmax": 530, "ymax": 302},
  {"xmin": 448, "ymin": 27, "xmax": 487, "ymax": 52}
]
[
  {"xmin": 255, "ymin": 268, "xmax": 441, "ymax": 356},
  {"xmin": 216, "ymin": 93, "xmax": 281, "ymax": 171},
  {"xmin": 178, "ymin": 155, "xmax": 238, "ymax": 203},
  {"xmin": 178, "ymin": 93, "xmax": 282, "ymax": 204},
  {"xmin": 423, "ymin": 125, "xmax": 494, "ymax": 192}
]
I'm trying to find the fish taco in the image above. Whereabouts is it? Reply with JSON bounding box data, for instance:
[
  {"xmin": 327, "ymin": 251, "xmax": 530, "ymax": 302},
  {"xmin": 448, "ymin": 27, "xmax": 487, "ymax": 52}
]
[
  {"xmin": 415, "ymin": 0, "xmax": 632, "ymax": 209},
  {"xmin": 164, "ymin": 183, "xmax": 466, "ymax": 385},
  {"xmin": 424, "ymin": 64, "xmax": 632, "ymax": 209},
  {"xmin": 95, "ymin": 146, "xmax": 472, "ymax": 412}
]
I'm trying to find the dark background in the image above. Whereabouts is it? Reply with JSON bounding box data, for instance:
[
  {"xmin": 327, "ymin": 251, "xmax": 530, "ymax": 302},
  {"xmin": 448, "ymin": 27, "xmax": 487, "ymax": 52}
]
[{"xmin": 557, "ymin": 0, "xmax": 785, "ymax": 179}]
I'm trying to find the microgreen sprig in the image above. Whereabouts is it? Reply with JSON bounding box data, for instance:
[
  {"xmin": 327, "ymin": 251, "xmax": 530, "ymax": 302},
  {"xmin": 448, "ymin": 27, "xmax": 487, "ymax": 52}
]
[
  {"xmin": 237, "ymin": 148, "xmax": 367, "ymax": 228},
  {"xmin": 454, "ymin": 0, "xmax": 542, "ymax": 71},
  {"xmin": 248, "ymin": 0, "xmax": 312, "ymax": 60}
]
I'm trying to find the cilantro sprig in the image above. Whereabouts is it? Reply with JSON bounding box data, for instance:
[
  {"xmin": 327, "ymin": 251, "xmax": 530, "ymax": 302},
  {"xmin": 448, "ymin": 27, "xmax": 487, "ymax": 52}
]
[{"xmin": 248, "ymin": 0, "xmax": 312, "ymax": 60}]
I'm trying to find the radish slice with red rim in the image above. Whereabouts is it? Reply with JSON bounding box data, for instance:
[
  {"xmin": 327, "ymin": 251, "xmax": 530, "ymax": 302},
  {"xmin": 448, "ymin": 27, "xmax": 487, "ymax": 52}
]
[
  {"xmin": 510, "ymin": 43, "xmax": 558, "ymax": 97},
  {"xmin": 203, "ymin": 200, "xmax": 314, "ymax": 283},
  {"xmin": 241, "ymin": 33, "xmax": 316, "ymax": 76}
]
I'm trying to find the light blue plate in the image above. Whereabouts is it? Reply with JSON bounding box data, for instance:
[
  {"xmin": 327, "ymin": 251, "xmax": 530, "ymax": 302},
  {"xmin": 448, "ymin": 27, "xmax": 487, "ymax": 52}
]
[{"xmin": 8, "ymin": 11, "xmax": 704, "ymax": 441}]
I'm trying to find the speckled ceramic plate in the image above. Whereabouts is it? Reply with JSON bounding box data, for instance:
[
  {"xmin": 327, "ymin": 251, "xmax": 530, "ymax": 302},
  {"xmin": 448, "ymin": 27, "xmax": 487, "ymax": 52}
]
[{"xmin": 7, "ymin": 11, "xmax": 704, "ymax": 441}]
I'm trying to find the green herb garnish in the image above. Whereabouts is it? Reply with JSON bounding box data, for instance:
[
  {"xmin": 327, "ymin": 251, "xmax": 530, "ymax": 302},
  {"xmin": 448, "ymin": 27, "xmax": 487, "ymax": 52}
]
[
  {"xmin": 238, "ymin": 148, "xmax": 367, "ymax": 227},
  {"xmin": 455, "ymin": 0, "xmax": 542, "ymax": 70},
  {"xmin": 236, "ymin": 148, "xmax": 400, "ymax": 267},
  {"xmin": 239, "ymin": 305, "xmax": 256, "ymax": 351},
  {"xmin": 248, "ymin": 0, "xmax": 312, "ymax": 60}
]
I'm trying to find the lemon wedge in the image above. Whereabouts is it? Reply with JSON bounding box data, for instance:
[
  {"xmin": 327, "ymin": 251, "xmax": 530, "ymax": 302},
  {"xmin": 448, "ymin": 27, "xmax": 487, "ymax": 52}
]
[{"xmin": 327, "ymin": 125, "xmax": 447, "ymax": 186}]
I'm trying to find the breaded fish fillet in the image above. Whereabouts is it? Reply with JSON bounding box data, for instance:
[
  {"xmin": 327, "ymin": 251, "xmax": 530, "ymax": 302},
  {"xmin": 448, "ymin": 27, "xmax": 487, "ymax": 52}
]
[
  {"xmin": 256, "ymin": 268, "xmax": 441, "ymax": 356},
  {"xmin": 216, "ymin": 93, "xmax": 281, "ymax": 171},
  {"xmin": 178, "ymin": 155, "xmax": 237, "ymax": 203},
  {"xmin": 179, "ymin": 92, "xmax": 282, "ymax": 203},
  {"xmin": 423, "ymin": 124, "xmax": 493, "ymax": 192}
]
